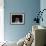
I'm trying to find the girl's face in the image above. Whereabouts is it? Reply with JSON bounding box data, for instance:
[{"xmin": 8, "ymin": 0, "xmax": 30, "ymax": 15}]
[{"xmin": 16, "ymin": 18, "xmax": 19, "ymax": 22}]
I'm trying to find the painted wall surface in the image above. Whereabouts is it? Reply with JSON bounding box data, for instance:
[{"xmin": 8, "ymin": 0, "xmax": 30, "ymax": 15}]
[
  {"xmin": 40, "ymin": 0, "xmax": 46, "ymax": 27},
  {"xmin": 4, "ymin": 0, "xmax": 40, "ymax": 42}
]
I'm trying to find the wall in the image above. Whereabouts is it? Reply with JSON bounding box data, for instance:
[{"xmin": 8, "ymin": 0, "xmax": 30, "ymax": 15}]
[
  {"xmin": 4, "ymin": 0, "xmax": 40, "ymax": 42},
  {"xmin": 40, "ymin": 0, "xmax": 46, "ymax": 27}
]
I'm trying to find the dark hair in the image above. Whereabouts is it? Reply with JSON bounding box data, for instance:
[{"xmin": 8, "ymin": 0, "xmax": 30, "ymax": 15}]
[{"xmin": 12, "ymin": 15, "xmax": 22, "ymax": 23}]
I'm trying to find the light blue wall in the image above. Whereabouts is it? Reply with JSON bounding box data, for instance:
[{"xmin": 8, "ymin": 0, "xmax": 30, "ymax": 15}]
[
  {"xmin": 4, "ymin": 0, "xmax": 40, "ymax": 42},
  {"xmin": 40, "ymin": 0, "xmax": 46, "ymax": 27}
]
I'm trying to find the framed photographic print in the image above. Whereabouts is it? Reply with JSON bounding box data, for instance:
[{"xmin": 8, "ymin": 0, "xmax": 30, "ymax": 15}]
[{"xmin": 11, "ymin": 13, "xmax": 24, "ymax": 24}]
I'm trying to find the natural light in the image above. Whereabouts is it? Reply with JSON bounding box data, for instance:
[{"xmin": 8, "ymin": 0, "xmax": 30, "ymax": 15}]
[
  {"xmin": 0, "ymin": 0, "xmax": 4, "ymax": 42},
  {"xmin": 0, "ymin": 8, "xmax": 4, "ymax": 42}
]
